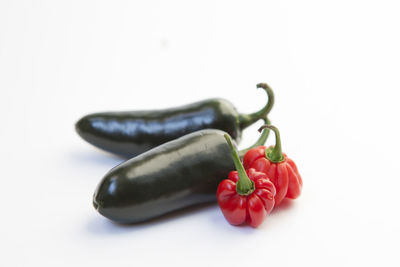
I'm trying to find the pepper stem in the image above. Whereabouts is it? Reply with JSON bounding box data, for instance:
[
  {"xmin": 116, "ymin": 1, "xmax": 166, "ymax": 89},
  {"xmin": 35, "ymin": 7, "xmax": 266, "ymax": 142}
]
[
  {"xmin": 238, "ymin": 83, "xmax": 275, "ymax": 130},
  {"xmin": 224, "ymin": 134, "xmax": 255, "ymax": 196},
  {"xmin": 258, "ymin": 125, "xmax": 284, "ymax": 163},
  {"xmin": 238, "ymin": 117, "xmax": 271, "ymax": 158}
]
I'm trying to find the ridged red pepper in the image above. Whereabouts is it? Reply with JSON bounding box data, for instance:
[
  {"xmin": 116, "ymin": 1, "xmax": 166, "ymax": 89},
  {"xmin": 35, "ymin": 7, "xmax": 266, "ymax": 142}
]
[
  {"xmin": 217, "ymin": 134, "xmax": 276, "ymax": 227},
  {"xmin": 243, "ymin": 125, "xmax": 302, "ymax": 206}
]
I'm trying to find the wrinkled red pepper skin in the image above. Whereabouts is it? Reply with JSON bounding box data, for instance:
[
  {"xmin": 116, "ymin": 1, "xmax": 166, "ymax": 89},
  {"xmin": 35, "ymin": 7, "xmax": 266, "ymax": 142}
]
[
  {"xmin": 217, "ymin": 168, "xmax": 276, "ymax": 227},
  {"xmin": 243, "ymin": 146, "xmax": 302, "ymax": 206}
]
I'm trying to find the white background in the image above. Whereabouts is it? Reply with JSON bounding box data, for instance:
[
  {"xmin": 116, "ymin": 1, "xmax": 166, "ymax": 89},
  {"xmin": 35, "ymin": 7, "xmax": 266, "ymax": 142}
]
[{"xmin": 1, "ymin": 1, "xmax": 399, "ymax": 266}]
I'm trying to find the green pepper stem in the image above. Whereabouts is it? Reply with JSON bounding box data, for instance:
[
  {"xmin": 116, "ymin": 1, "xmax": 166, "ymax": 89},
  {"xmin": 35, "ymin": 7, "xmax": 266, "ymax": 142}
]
[
  {"xmin": 258, "ymin": 125, "xmax": 284, "ymax": 163},
  {"xmin": 238, "ymin": 117, "xmax": 271, "ymax": 158},
  {"xmin": 238, "ymin": 83, "xmax": 275, "ymax": 130},
  {"xmin": 224, "ymin": 134, "xmax": 255, "ymax": 196}
]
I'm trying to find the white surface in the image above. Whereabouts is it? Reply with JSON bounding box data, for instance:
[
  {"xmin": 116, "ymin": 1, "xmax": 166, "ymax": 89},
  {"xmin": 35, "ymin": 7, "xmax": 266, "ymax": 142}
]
[{"xmin": 1, "ymin": 1, "xmax": 399, "ymax": 266}]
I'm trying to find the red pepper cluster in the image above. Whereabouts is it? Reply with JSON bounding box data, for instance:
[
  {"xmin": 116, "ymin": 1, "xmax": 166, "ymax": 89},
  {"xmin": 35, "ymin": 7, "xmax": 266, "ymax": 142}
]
[{"xmin": 217, "ymin": 125, "xmax": 302, "ymax": 228}]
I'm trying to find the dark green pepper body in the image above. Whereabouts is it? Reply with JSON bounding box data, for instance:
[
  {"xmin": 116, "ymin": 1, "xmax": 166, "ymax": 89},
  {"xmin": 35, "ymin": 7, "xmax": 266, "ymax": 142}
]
[
  {"xmin": 76, "ymin": 84, "xmax": 274, "ymax": 158},
  {"xmin": 77, "ymin": 99, "xmax": 240, "ymax": 158},
  {"xmin": 93, "ymin": 129, "xmax": 235, "ymax": 224}
]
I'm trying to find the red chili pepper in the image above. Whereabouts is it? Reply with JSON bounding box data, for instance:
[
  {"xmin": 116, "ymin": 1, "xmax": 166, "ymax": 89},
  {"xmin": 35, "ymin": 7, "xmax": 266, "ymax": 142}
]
[
  {"xmin": 243, "ymin": 125, "xmax": 302, "ymax": 206},
  {"xmin": 217, "ymin": 134, "xmax": 276, "ymax": 227}
]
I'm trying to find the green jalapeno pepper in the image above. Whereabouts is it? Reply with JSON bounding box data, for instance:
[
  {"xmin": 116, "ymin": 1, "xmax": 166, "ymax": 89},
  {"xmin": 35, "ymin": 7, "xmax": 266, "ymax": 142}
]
[
  {"xmin": 76, "ymin": 83, "xmax": 274, "ymax": 158},
  {"xmin": 93, "ymin": 123, "xmax": 270, "ymax": 224}
]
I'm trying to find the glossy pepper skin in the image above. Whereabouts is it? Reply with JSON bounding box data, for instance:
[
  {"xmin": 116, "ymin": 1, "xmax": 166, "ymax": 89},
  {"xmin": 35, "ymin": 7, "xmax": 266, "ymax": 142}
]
[
  {"xmin": 93, "ymin": 127, "xmax": 270, "ymax": 224},
  {"xmin": 76, "ymin": 83, "xmax": 274, "ymax": 158},
  {"xmin": 217, "ymin": 135, "xmax": 276, "ymax": 227},
  {"xmin": 243, "ymin": 125, "xmax": 302, "ymax": 206}
]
